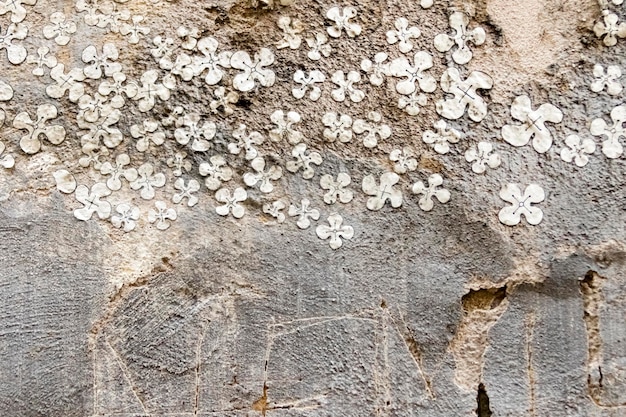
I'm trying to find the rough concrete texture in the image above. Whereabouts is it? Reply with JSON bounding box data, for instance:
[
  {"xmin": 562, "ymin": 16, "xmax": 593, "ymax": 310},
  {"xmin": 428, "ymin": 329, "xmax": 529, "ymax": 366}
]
[{"xmin": 0, "ymin": 0, "xmax": 625, "ymax": 416}]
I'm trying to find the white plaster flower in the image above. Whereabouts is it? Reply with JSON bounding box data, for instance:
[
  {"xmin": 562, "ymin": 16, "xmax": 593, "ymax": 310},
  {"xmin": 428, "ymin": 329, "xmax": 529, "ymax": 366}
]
[
  {"xmin": 411, "ymin": 174, "xmax": 450, "ymax": 212},
  {"xmin": 0, "ymin": 0, "xmax": 36, "ymax": 23},
  {"xmin": 0, "ymin": 141, "xmax": 14, "ymax": 169},
  {"xmin": 331, "ymin": 70, "xmax": 365, "ymax": 103},
  {"xmin": 423, "ymin": 120, "xmax": 461, "ymax": 154},
  {"xmin": 398, "ymin": 91, "xmax": 428, "ymax": 116},
  {"xmin": 77, "ymin": 93, "xmax": 113, "ymax": 123},
  {"xmin": 388, "ymin": 51, "xmax": 437, "ymax": 95},
  {"xmin": 269, "ymin": 110, "xmax": 304, "ymax": 144},
  {"xmin": 263, "ymin": 200, "xmax": 286, "ymax": 223},
  {"xmin": 590, "ymin": 64, "xmax": 622, "ymax": 95},
  {"xmin": 434, "ymin": 12, "xmax": 485, "ymax": 64},
  {"xmin": 243, "ymin": 157, "xmax": 283, "ymax": 193},
  {"xmin": 96, "ymin": 3, "xmax": 131, "ymax": 34},
  {"xmin": 148, "ymin": 200, "xmax": 177, "ymax": 230},
  {"xmin": 199, "ymin": 155, "xmax": 233, "ymax": 190},
  {"xmin": 120, "ymin": 15, "xmax": 150, "ymax": 44},
  {"xmin": 98, "ymin": 72, "xmax": 138, "ymax": 108},
  {"xmin": 288, "ymin": 198, "xmax": 320, "ymax": 229},
  {"xmin": 361, "ymin": 52, "xmax": 389, "ymax": 86},
  {"xmin": 286, "ymin": 143, "xmax": 322, "ymax": 179},
  {"xmin": 386, "ymin": 18, "xmax": 421, "ymax": 53},
  {"xmin": 229, "ymin": 124, "xmax": 264, "ymax": 160},
  {"xmin": 151, "ymin": 35, "xmax": 177, "ymax": 69},
  {"xmin": 78, "ymin": 110, "xmax": 123, "ymax": 149},
  {"xmin": 353, "ymin": 111, "xmax": 391, "ymax": 148},
  {"xmin": 465, "ymin": 142, "xmax": 501, "ymax": 173},
  {"xmin": 210, "ymin": 87, "xmax": 239, "ymax": 115},
  {"xmin": 389, "ymin": 148, "xmax": 417, "ymax": 174},
  {"xmin": 73, "ymin": 183, "xmax": 111, "ymax": 221},
  {"xmin": 130, "ymin": 119, "xmax": 165, "ymax": 152},
  {"xmin": 47, "ymin": 64, "xmax": 85, "ymax": 102},
  {"xmin": 177, "ymin": 26, "xmax": 200, "ymax": 50},
  {"xmin": 230, "ymin": 48, "xmax": 276, "ymax": 92},
  {"xmin": 14, "ymin": 104, "xmax": 66, "ymax": 155},
  {"xmin": 594, "ymin": 10, "xmax": 626, "ymax": 47},
  {"xmin": 75, "ymin": 0, "xmax": 104, "ymax": 27},
  {"xmin": 316, "ymin": 213, "xmax": 354, "ymax": 249},
  {"xmin": 436, "ymin": 68, "xmax": 493, "ymax": 122},
  {"xmin": 166, "ymin": 152, "xmax": 192, "ymax": 177},
  {"xmin": 322, "ymin": 112, "xmax": 353, "ymax": 143},
  {"xmin": 43, "ymin": 12, "xmax": 76, "ymax": 46},
  {"xmin": 172, "ymin": 178, "xmax": 200, "ymax": 207},
  {"xmin": 99, "ymin": 154, "xmax": 138, "ymax": 191},
  {"xmin": 498, "ymin": 184, "xmax": 544, "ymax": 226},
  {"xmin": 326, "ymin": 6, "xmax": 361, "ymax": 38},
  {"xmin": 215, "ymin": 187, "xmax": 247, "ymax": 219},
  {"xmin": 111, "ymin": 203, "xmax": 140, "ymax": 232},
  {"xmin": 362, "ymin": 172, "xmax": 403, "ymax": 211},
  {"xmin": 501, "ymin": 95, "xmax": 563, "ymax": 153},
  {"xmin": 292, "ymin": 70, "xmax": 325, "ymax": 101},
  {"xmin": 130, "ymin": 163, "xmax": 166, "ymax": 200},
  {"xmin": 53, "ymin": 170, "xmax": 76, "ymax": 194},
  {"xmin": 26, "ymin": 46, "xmax": 57, "ymax": 76},
  {"xmin": 276, "ymin": 16, "xmax": 303, "ymax": 49},
  {"xmin": 306, "ymin": 32, "xmax": 331, "ymax": 60},
  {"xmin": 191, "ymin": 37, "xmax": 232, "ymax": 85},
  {"xmin": 320, "ymin": 173, "xmax": 353, "ymax": 204},
  {"xmin": 560, "ymin": 135, "xmax": 596, "ymax": 167},
  {"xmin": 82, "ymin": 43, "xmax": 122, "ymax": 79},
  {"xmin": 79, "ymin": 143, "xmax": 109, "ymax": 169},
  {"xmin": 0, "ymin": 23, "xmax": 27, "ymax": 64},
  {"xmin": 590, "ymin": 104, "xmax": 626, "ymax": 159},
  {"xmin": 174, "ymin": 113, "xmax": 216, "ymax": 152},
  {"xmin": 133, "ymin": 70, "xmax": 170, "ymax": 112}
]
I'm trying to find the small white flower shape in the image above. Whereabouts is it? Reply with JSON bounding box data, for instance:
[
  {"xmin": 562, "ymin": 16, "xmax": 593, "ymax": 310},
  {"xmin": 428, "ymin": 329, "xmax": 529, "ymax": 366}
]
[
  {"xmin": 0, "ymin": 141, "xmax": 14, "ymax": 169},
  {"xmin": 306, "ymin": 32, "xmax": 331, "ymax": 60},
  {"xmin": 148, "ymin": 200, "xmax": 177, "ymax": 230},
  {"xmin": 388, "ymin": 51, "xmax": 437, "ymax": 95},
  {"xmin": 590, "ymin": 64, "xmax": 622, "ymax": 95},
  {"xmin": 130, "ymin": 119, "xmax": 165, "ymax": 152},
  {"xmin": 111, "ymin": 203, "xmax": 140, "ymax": 232},
  {"xmin": 389, "ymin": 147, "xmax": 417, "ymax": 174},
  {"xmin": 0, "ymin": 0, "xmax": 36, "ymax": 23},
  {"xmin": 46, "ymin": 64, "xmax": 85, "ymax": 102},
  {"xmin": 26, "ymin": 46, "xmax": 57, "ymax": 76},
  {"xmin": 78, "ymin": 110, "xmax": 123, "ymax": 149},
  {"xmin": 120, "ymin": 15, "xmax": 150, "ymax": 44},
  {"xmin": 243, "ymin": 157, "xmax": 283, "ymax": 193},
  {"xmin": 353, "ymin": 111, "xmax": 392, "ymax": 148},
  {"xmin": 322, "ymin": 112, "xmax": 353, "ymax": 143},
  {"xmin": 210, "ymin": 87, "xmax": 239, "ymax": 115},
  {"xmin": 79, "ymin": 143, "xmax": 109, "ymax": 169},
  {"xmin": 269, "ymin": 110, "xmax": 304, "ymax": 144},
  {"xmin": 96, "ymin": 4, "xmax": 131, "ymax": 34},
  {"xmin": 434, "ymin": 12, "xmax": 485, "ymax": 64},
  {"xmin": 316, "ymin": 213, "xmax": 354, "ymax": 250},
  {"xmin": 360, "ymin": 52, "xmax": 389, "ymax": 87},
  {"xmin": 150, "ymin": 35, "xmax": 177, "ymax": 69},
  {"xmin": 192, "ymin": 36, "xmax": 232, "ymax": 85},
  {"xmin": 331, "ymin": 70, "xmax": 365, "ymax": 103},
  {"xmin": 362, "ymin": 172, "xmax": 403, "ymax": 211},
  {"xmin": 167, "ymin": 151, "xmax": 192, "ymax": 177},
  {"xmin": 99, "ymin": 153, "xmax": 138, "ymax": 191},
  {"xmin": 74, "ymin": 183, "xmax": 111, "ymax": 221},
  {"xmin": 501, "ymin": 95, "xmax": 563, "ymax": 153},
  {"xmin": 173, "ymin": 178, "xmax": 200, "ymax": 207},
  {"xmin": 43, "ymin": 12, "xmax": 76, "ymax": 46},
  {"xmin": 590, "ymin": 104, "xmax": 626, "ymax": 159},
  {"xmin": 436, "ymin": 68, "xmax": 493, "ymax": 122},
  {"xmin": 326, "ymin": 6, "xmax": 361, "ymax": 38},
  {"xmin": 386, "ymin": 18, "xmax": 421, "ymax": 53},
  {"xmin": 229, "ymin": 124, "xmax": 264, "ymax": 160},
  {"xmin": 0, "ymin": 22, "xmax": 27, "ymax": 64},
  {"xmin": 13, "ymin": 104, "xmax": 66, "ymax": 155},
  {"xmin": 398, "ymin": 91, "xmax": 428, "ymax": 115},
  {"xmin": 292, "ymin": 70, "xmax": 325, "ymax": 101},
  {"xmin": 230, "ymin": 48, "xmax": 276, "ymax": 92},
  {"xmin": 320, "ymin": 173, "xmax": 353, "ymax": 204},
  {"xmin": 133, "ymin": 70, "xmax": 170, "ymax": 112},
  {"xmin": 276, "ymin": 16, "xmax": 303, "ymax": 49},
  {"xmin": 174, "ymin": 113, "xmax": 216, "ymax": 152},
  {"xmin": 199, "ymin": 155, "xmax": 233, "ymax": 190},
  {"xmin": 177, "ymin": 26, "xmax": 200, "ymax": 50},
  {"xmin": 465, "ymin": 142, "xmax": 501, "ymax": 173},
  {"xmin": 286, "ymin": 143, "xmax": 323, "ymax": 179},
  {"xmin": 130, "ymin": 163, "xmax": 166, "ymax": 200},
  {"xmin": 423, "ymin": 120, "xmax": 461, "ymax": 154},
  {"xmin": 560, "ymin": 135, "xmax": 596, "ymax": 167},
  {"xmin": 98, "ymin": 71, "xmax": 138, "ymax": 108},
  {"xmin": 263, "ymin": 200, "xmax": 286, "ymax": 223},
  {"xmin": 411, "ymin": 174, "xmax": 450, "ymax": 212},
  {"xmin": 215, "ymin": 187, "xmax": 247, "ymax": 219},
  {"xmin": 498, "ymin": 184, "xmax": 544, "ymax": 226},
  {"xmin": 82, "ymin": 43, "xmax": 122, "ymax": 79},
  {"xmin": 77, "ymin": 93, "xmax": 112, "ymax": 123},
  {"xmin": 594, "ymin": 10, "xmax": 626, "ymax": 47},
  {"xmin": 288, "ymin": 198, "xmax": 320, "ymax": 229}
]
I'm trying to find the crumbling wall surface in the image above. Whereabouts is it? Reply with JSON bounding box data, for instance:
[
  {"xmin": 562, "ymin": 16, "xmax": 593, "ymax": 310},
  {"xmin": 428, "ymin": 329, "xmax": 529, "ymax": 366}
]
[{"xmin": 0, "ymin": 0, "xmax": 625, "ymax": 416}]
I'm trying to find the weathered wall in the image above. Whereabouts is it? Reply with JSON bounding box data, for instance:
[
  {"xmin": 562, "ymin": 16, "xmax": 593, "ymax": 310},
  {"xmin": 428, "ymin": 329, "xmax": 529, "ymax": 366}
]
[{"xmin": 0, "ymin": 0, "xmax": 625, "ymax": 416}]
